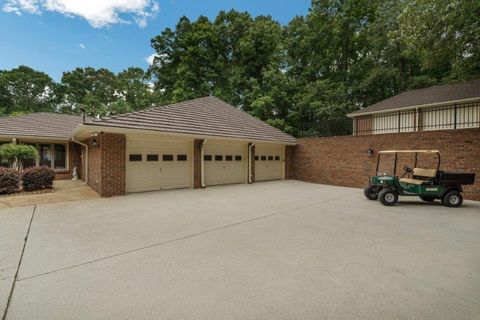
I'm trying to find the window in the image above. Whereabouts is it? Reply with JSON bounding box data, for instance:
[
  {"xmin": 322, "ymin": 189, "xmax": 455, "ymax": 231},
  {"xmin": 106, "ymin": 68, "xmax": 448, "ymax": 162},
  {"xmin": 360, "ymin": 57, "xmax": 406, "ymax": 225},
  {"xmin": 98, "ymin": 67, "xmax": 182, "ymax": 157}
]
[
  {"xmin": 39, "ymin": 144, "xmax": 52, "ymax": 166},
  {"xmin": 129, "ymin": 154, "xmax": 142, "ymax": 161},
  {"xmin": 54, "ymin": 144, "xmax": 66, "ymax": 169},
  {"xmin": 215, "ymin": 155, "xmax": 223, "ymax": 161},
  {"xmin": 147, "ymin": 154, "xmax": 159, "ymax": 161},
  {"xmin": 225, "ymin": 155, "xmax": 233, "ymax": 161},
  {"xmin": 23, "ymin": 143, "xmax": 68, "ymax": 169},
  {"xmin": 235, "ymin": 155, "xmax": 242, "ymax": 161},
  {"xmin": 255, "ymin": 156, "xmax": 259, "ymax": 161},
  {"xmin": 204, "ymin": 155, "xmax": 212, "ymax": 161},
  {"xmin": 162, "ymin": 154, "xmax": 174, "ymax": 161},
  {"xmin": 261, "ymin": 156, "xmax": 267, "ymax": 161},
  {"xmin": 268, "ymin": 156, "xmax": 274, "ymax": 161},
  {"xmin": 177, "ymin": 154, "xmax": 187, "ymax": 161},
  {"xmin": 275, "ymin": 156, "xmax": 280, "ymax": 161}
]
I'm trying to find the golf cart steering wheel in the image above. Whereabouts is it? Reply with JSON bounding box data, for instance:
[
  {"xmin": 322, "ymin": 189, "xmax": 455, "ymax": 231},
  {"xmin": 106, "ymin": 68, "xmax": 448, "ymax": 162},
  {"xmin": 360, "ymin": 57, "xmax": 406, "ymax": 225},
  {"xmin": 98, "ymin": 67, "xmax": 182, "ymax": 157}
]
[{"xmin": 403, "ymin": 165, "xmax": 414, "ymax": 175}]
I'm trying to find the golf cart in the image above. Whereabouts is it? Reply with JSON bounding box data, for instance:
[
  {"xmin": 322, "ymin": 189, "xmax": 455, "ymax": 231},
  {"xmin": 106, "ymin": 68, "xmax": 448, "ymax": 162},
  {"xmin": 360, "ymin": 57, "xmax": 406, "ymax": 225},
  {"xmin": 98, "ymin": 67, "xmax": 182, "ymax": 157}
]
[{"xmin": 364, "ymin": 150, "xmax": 475, "ymax": 207}]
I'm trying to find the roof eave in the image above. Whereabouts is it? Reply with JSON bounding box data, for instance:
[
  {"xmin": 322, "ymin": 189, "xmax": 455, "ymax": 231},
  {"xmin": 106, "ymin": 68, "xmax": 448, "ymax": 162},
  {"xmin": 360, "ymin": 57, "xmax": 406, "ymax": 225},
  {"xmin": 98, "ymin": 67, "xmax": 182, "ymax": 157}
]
[
  {"xmin": 72, "ymin": 123, "xmax": 298, "ymax": 145},
  {"xmin": 347, "ymin": 97, "xmax": 480, "ymax": 118}
]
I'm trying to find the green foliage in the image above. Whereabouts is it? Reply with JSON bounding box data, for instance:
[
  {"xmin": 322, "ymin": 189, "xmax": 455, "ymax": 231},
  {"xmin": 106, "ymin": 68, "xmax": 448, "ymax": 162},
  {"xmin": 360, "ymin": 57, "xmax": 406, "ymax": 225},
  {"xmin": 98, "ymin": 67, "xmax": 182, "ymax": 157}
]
[
  {"xmin": 0, "ymin": 167, "xmax": 20, "ymax": 194},
  {"xmin": 22, "ymin": 166, "xmax": 56, "ymax": 191},
  {"xmin": 1, "ymin": 1, "xmax": 479, "ymax": 137},
  {"xmin": 0, "ymin": 144, "xmax": 38, "ymax": 170}
]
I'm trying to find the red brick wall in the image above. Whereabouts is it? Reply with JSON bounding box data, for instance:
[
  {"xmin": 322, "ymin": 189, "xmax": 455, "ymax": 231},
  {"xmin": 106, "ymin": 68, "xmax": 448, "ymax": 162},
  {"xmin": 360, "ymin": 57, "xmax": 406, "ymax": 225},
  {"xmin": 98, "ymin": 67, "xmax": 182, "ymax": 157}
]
[
  {"xmin": 193, "ymin": 139, "xmax": 203, "ymax": 188},
  {"xmin": 285, "ymin": 145, "xmax": 296, "ymax": 179},
  {"xmin": 250, "ymin": 144, "xmax": 255, "ymax": 182},
  {"xmin": 85, "ymin": 132, "xmax": 126, "ymax": 197},
  {"xmin": 292, "ymin": 128, "xmax": 480, "ymax": 200}
]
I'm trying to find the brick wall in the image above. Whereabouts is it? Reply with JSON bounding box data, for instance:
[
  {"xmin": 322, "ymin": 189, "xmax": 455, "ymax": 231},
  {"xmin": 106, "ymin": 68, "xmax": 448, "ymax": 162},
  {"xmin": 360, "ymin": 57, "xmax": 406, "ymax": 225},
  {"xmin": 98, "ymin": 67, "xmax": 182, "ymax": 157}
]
[
  {"xmin": 193, "ymin": 139, "xmax": 203, "ymax": 188},
  {"xmin": 85, "ymin": 132, "xmax": 126, "ymax": 197},
  {"xmin": 292, "ymin": 128, "xmax": 480, "ymax": 200},
  {"xmin": 250, "ymin": 144, "xmax": 255, "ymax": 182},
  {"xmin": 285, "ymin": 145, "xmax": 295, "ymax": 179}
]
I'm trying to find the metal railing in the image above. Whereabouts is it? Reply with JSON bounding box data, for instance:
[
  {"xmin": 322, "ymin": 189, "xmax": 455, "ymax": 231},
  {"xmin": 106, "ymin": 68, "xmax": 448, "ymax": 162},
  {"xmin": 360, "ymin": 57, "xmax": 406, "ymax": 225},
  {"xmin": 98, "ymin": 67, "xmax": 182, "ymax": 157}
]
[{"xmin": 354, "ymin": 101, "xmax": 480, "ymax": 135}]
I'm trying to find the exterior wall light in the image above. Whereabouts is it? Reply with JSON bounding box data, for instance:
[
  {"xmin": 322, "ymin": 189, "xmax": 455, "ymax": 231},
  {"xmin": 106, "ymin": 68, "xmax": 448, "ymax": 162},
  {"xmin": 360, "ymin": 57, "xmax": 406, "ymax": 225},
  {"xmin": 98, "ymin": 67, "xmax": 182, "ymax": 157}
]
[
  {"xmin": 91, "ymin": 133, "xmax": 99, "ymax": 148},
  {"xmin": 367, "ymin": 148, "xmax": 374, "ymax": 157}
]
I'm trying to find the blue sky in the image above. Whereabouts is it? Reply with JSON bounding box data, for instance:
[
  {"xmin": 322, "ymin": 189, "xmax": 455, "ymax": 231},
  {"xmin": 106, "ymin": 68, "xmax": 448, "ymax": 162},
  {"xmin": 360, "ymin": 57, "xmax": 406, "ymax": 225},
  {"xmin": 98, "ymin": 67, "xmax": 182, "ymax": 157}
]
[{"xmin": 0, "ymin": 0, "xmax": 311, "ymax": 81}]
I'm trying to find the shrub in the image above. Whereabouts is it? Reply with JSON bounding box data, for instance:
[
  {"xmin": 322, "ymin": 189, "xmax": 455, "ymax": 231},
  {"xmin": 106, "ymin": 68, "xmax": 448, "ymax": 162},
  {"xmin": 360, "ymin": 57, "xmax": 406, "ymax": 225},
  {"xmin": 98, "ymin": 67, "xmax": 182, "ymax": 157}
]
[
  {"xmin": 22, "ymin": 166, "xmax": 56, "ymax": 192},
  {"xmin": 0, "ymin": 168, "xmax": 21, "ymax": 194},
  {"xmin": 0, "ymin": 144, "xmax": 38, "ymax": 170}
]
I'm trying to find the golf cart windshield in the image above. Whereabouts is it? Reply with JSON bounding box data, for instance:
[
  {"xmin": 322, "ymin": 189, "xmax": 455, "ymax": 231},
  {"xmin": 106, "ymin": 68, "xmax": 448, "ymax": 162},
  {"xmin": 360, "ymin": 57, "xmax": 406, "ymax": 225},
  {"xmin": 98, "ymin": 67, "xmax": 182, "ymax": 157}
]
[{"xmin": 376, "ymin": 150, "xmax": 441, "ymax": 176}]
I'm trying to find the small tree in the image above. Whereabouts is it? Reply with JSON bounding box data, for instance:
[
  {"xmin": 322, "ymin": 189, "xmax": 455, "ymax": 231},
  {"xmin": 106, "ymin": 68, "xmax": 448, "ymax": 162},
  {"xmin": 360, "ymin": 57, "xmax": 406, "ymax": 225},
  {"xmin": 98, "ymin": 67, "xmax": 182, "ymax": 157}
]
[{"xmin": 0, "ymin": 144, "xmax": 38, "ymax": 171}]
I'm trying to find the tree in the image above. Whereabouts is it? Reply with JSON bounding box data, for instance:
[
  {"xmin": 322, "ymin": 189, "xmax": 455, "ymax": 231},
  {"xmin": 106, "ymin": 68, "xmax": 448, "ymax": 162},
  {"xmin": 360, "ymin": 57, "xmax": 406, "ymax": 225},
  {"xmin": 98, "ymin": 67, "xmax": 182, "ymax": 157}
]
[
  {"xmin": 0, "ymin": 66, "xmax": 55, "ymax": 115},
  {"xmin": 0, "ymin": 144, "xmax": 38, "ymax": 171}
]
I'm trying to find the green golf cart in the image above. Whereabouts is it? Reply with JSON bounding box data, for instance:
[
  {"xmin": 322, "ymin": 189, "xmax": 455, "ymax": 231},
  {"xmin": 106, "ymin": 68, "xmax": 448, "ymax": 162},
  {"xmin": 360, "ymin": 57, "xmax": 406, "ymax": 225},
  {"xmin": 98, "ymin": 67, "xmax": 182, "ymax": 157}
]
[{"xmin": 364, "ymin": 150, "xmax": 475, "ymax": 207}]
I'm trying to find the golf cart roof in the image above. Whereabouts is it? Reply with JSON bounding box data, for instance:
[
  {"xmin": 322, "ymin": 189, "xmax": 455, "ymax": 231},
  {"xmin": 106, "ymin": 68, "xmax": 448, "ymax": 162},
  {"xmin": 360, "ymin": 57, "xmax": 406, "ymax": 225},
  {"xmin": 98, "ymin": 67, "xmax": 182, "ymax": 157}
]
[{"xmin": 378, "ymin": 150, "xmax": 440, "ymax": 154}]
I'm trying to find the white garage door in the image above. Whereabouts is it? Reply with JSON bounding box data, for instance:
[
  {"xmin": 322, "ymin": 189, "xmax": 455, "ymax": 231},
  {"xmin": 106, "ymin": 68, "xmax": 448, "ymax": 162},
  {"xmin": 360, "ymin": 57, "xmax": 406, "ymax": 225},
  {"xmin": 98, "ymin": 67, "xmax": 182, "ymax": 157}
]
[
  {"xmin": 126, "ymin": 135, "xmax": 193, "ymax": 193},
  {"xmin": 204, "ymin": 140, "xmax": 247, "ymax": 186},
  {"xmin": 255, "ymin": 144, "xmax": 285, "ymax": 181}
]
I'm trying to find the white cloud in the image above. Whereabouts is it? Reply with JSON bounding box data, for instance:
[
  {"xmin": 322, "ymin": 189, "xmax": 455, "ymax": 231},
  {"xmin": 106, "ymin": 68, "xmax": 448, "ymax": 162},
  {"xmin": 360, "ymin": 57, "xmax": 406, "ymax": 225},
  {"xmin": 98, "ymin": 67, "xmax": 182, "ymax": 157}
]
[
  {"xmin": 145, "ymin": 53, "xmax": 157, "ymax": 65},
  {"xmin": 79, "ymin": 43, "xmax": 86, "ymax": 49},
  {"xmin": 2, "ymin": 0, "xmax": 160, "ymax": 28}
]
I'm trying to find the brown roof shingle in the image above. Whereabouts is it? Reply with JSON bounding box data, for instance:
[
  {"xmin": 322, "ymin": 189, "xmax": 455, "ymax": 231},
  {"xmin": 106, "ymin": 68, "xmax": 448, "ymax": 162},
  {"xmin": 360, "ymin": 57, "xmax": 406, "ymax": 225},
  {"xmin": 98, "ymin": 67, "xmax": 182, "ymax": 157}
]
[
  {"xmin": 86, "ymin": 96, "xmax": 297, "ymax": 144},
  {"xmin": 349, "ymin": 79, "xmax": 480, "ymax": 116},
  {"xmin": 0, "ymin": 112, "xmax": 85, "ymax": 139}
]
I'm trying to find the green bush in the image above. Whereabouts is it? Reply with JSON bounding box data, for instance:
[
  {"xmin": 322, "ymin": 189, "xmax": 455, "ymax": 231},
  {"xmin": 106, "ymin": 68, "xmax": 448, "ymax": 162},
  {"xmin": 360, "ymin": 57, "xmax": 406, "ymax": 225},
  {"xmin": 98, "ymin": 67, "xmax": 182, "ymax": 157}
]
[
  {"xmin": 0, "ymin": 144, "xmax": 38, "ymax": 170},
  {"xmin": 22, "ymin": 166, "xmax": 56, "ymax": 191},
  {"xmin": 0, "ymin": 168, "xmax": 20, "ymax": 194}
]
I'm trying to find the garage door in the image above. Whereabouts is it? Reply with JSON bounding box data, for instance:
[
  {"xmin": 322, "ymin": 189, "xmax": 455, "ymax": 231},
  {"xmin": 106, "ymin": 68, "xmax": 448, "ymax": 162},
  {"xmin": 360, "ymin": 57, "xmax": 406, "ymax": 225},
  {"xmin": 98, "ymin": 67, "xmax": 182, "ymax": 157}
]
[
  {"xmin": 255, "ymin": 144, "xmax": 285, "ymax": 181},
  {"xmin": 204, "ymin": 141, "xmax": 247, "ymax": 186},
  {"xmin": 126, "ymin": 135, "xmax": 193, "ymax": 193}
]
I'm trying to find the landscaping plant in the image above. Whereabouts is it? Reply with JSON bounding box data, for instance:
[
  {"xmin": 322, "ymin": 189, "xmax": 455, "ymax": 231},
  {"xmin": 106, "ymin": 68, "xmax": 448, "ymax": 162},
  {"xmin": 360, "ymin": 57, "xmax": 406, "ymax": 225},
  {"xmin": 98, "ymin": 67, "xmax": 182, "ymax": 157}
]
[
  {"xmin": 0, "ymin": 167, "xmax": 21, "ymax": 194},
  {"xmin": 0, "ymin": 143, "xmax": 38, "ymax": 170},
  {"xmin": 22, "ymin": 166, "xmax": 56, "ymax": 191}
]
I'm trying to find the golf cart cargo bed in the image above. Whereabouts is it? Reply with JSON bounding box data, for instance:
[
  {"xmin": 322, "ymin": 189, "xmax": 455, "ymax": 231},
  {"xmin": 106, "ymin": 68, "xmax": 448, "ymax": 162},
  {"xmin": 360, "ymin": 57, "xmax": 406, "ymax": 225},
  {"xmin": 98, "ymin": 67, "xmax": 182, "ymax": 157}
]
[{"xmin": 438, "ymin": 172, "xmax": 475, "ymax": 185}]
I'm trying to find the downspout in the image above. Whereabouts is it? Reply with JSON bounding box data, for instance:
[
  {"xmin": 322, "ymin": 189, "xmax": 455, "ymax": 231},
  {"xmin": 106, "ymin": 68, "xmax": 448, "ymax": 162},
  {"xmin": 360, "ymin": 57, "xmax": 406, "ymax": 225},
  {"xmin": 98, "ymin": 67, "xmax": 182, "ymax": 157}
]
[
  {"xmin": 248, "ymin": 142, "xmax": 255, "ymax": 183},
  {"xmin": 200, "ymin": 139, "xmax": 207, "ymax": 188},
  {"xmin": 71, "ymin": 137, "xmax": 88, "ymax": 184}
]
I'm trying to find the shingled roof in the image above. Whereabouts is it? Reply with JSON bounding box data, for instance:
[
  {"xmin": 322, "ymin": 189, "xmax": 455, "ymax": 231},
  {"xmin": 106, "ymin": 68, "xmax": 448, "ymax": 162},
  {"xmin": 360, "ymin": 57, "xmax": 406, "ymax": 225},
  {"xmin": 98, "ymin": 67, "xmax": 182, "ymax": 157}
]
[
  {"xmin": 349, "ymin": 79, "xmax": 480, "ymax": 116},
  {"xmin": 86, "ymin": 96, "xmax": 297, "ymax": 144},
  {"xmin": 0, "ymin": 113, "xmax": 84, "ymax": 139}
]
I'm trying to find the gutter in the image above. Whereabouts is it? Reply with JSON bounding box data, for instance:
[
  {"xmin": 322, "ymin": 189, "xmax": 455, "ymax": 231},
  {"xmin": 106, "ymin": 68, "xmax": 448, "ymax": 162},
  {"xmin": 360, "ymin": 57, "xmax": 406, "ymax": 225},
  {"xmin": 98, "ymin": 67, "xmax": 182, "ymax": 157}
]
[
  {"xmin": 71, "ymin": 136, "xmax": 88, "ymax": 184},
  {"xmin": 347, "ymin": 97, "xmax": 480, "ymax": 118},
  {"xmin": 200, "ymin": 139, "xmax": 207, "ymax": 188},
  {"xmin": 248, "ymin": 142, "xmax": 255, "ymax": 183}
]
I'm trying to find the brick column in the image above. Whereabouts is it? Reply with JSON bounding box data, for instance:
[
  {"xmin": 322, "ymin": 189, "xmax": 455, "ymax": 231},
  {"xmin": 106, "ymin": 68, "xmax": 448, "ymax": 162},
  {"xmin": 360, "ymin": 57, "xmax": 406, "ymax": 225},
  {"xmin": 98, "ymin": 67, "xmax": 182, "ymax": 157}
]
[
  {"xmin": 249, "ymin": 143, "xmax": 255, "ymax": 183},
  {"xmin": 193, "ymin": 139, "xmax": 204, "ymax": 188},
  {"xmin": 100, "ymin": 133, "xmax": 126, "ymax": 197},
  {"xmin": 285, "ymin": 145, "xmax": 296, "ymax": 179}
]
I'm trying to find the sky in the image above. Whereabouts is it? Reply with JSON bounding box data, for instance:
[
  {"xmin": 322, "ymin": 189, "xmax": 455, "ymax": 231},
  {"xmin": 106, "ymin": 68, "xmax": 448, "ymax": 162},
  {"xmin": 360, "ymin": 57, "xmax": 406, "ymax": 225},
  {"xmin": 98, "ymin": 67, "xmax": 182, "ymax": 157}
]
[{"xmin": 0, "ymin": 0, "xmax": 311, "ymax": 81}]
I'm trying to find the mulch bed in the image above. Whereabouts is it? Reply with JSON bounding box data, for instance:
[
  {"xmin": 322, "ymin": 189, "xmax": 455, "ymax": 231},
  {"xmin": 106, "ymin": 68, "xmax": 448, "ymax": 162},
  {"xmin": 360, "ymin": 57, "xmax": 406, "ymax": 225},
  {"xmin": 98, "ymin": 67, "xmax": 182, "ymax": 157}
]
[{"xmin": 0, "ymin": 188, "xmax": 55, "ymax": 197}]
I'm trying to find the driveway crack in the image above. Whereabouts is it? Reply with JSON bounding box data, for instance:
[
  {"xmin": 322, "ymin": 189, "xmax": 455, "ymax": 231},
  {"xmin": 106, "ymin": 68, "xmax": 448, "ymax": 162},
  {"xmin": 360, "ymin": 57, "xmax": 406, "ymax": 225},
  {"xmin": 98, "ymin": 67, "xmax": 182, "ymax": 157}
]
[{"xmin": 2, "ymin": 204, "xmax": 36, "ymax": 320}]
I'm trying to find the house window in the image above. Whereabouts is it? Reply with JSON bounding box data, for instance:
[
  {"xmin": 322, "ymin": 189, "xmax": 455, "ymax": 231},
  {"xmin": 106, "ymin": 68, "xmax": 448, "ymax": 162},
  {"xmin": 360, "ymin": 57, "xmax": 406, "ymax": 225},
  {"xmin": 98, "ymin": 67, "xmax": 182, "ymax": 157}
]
[
  {"xmin": 215, "ymin": 155, "xmax": 223, "ymax": 161},
  {"xmin": 163, "ymin": 154, "xmax": 174, "ymax": 161},
  {"xmin": 129, "ymin": 154, "xmax": 142, "ymax": 161},
  {"xmin": 204, "ymin": 155, "xmax": 212, "ymax": 161},
  {"xmin": 225, "ymin": 155, "xmax": 233, "ymax": 161},
  {"xmin": 177, "ymin": 154, "xmax": 187, "ymax": 161},
  {"xmin": 147, "ymin": 154, "xmax": 159, "ymax": 161},
  {"xmin": 268, "ymin": 156, "xmax": 274, "ymax": 161},
  {"xmin": 235, "ymin": 155, "xmax": 242, "ymax": 161},
  {"xmin": 255, "ymin": 156, "xmax": 259, "ymax": 161},
  {"xmin": 21, "ymin": 143, "xmax": 68, "ymax": 169},
  {"xmin": 261, "ymin": 156, "xmax": 267, "ymax": 161},
  {"xmin": 275, "ymin": 156, "xmax": 280, "ymax": 161}
]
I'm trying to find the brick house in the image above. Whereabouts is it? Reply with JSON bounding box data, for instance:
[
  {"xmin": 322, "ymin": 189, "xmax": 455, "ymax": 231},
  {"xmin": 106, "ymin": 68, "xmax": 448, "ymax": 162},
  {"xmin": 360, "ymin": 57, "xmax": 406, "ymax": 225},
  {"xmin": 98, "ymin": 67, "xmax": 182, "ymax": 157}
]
[
  {"xmin": 348, "ymin": 80, "xmax": 480, "ymax": 135},
  {"xmin": 0, "ymin": 96, "xmax": 297, "ymax": 197}
]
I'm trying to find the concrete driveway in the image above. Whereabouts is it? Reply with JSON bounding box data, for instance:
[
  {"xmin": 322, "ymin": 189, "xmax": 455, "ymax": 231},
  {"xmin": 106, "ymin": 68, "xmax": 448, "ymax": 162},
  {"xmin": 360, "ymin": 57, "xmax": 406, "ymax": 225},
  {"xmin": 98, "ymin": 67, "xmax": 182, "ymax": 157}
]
[{"xmin": 1, "ymin": 180, "xmax": 480, "ymax": 320}]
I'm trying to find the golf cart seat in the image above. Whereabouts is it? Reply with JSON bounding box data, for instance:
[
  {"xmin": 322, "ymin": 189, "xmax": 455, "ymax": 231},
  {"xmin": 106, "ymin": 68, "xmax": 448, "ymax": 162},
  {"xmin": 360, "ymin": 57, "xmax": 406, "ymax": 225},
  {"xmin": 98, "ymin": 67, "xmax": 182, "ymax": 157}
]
[{"xmin": 399, "ymin": 168, "xmax": 437, "ymax": 185}]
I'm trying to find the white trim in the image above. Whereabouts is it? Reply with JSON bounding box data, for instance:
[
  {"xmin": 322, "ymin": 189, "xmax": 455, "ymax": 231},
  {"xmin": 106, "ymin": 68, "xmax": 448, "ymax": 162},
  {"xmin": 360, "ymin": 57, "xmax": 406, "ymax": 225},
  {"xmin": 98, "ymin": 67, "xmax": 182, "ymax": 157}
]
[
  {"xmin": 0, "ymin": 135, "xmax": 69, "ymax": 142},
  {"xmin": 347, "ymin": 97, "xmax": 480, "ymax": 118},
  {"xmin": 71, "ymin": 124, "xmax": 297, "ymax": 146}
]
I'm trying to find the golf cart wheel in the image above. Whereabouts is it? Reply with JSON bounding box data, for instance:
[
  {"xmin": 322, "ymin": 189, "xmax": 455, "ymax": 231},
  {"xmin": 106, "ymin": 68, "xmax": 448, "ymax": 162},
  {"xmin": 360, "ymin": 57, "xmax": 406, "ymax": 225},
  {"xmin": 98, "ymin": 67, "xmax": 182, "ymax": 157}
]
[
  {"xmin": 364, "ymin": 186, "xmax": 379, "ymax": 200},
  {"xmin": 442, "ymin": 190, "xmax": 463, "ymax": 208},
  {"xmin": 420, "ymin": 196, "xmax": 436, "ymax": 202},
  {"xmin": 378, "ymin": 189, "xmax": 398, "ymax": 206}
]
